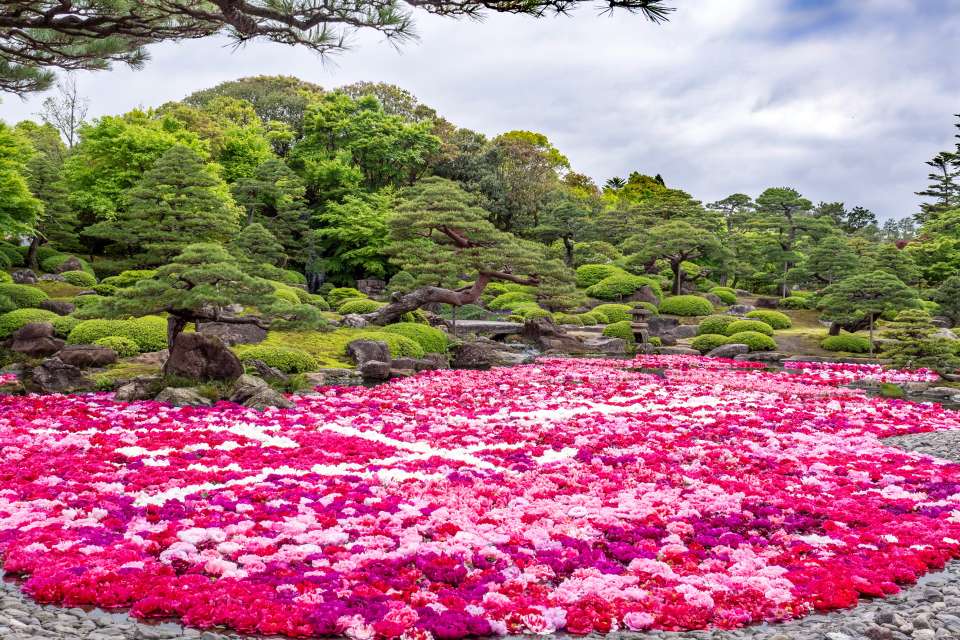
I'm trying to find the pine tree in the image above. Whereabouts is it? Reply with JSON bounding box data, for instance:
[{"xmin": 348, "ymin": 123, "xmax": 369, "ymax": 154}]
[
  {"xmin": 933, "ymin": 276, "xmax": 960, "ymax": 326},
  {"xmin": 230, "ymin": 223, "xmax": 287, "ymax": 267},
  {"xmin": 788, "ymin": 235, "xmax": 861, "ymax": 287},
  {"xmin": 818, "ymin": 271, "xmax": 919, "ymax": 348},
  {"xmin": 880, "ymin": 309, "xmax": 960, "ymax": 373},
  {"xmin": 916, "ymin": 152, "xmax": 960, "ymax": 224},
  {"xmin": 84, "ymin": 145, "xmax": 240, "ymax": 265}
]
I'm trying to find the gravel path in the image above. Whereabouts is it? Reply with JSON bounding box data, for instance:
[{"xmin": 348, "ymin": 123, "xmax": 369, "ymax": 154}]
[{"xmin": 3, "ymin": 431, "xmax": 960, "ymax": 640}]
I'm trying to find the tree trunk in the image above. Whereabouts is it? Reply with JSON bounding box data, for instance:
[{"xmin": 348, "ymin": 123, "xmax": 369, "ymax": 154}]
[
  {"xmin": 25, "ymin": 236, "xmax": 41, "ymax": 271},
  {"xmin": 671, "ymin": 260, "xmax": 682, "ymax": 295},
  {"xmin": 869, "ymin": 315, "xmax": 875, "ymax": 357},
  {"xmin": 562, "ymin": 237, "xmax": 574, "ymax": 267},
  {"xmin": 167, "ymin": 316, "xmax": 188, "ymax": 349},
  {"xmin": 365, "ymin": 282, "xmax": 488, "ymax": 326},
  {"xmin": 829, "ymin": 322, "xmax": 841, "ymax": 336}
]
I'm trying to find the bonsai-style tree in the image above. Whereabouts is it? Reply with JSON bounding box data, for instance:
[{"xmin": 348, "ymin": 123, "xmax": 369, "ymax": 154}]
[
  {"xmin": 366, "ymin": 177, "xmax": 549, "ymax": 325},
  {"xmin": 818, "ymin": 271, "xmax": 919, "ymax": 351},
  {"xmin": 787, "ymin": 235, "xmax": 861, "ymax": 287},
  {"xmin": 880, "ymin": 309, "xmax": 960, "ymax": 373},
  {"xmin": 93, "ymin": 243, "xmax": 322, "ymax": 346},
  {"xmin": 621, "ymin": 220, "xmax": 723, "ymax": 294},
  {"xmin": 230, "ymin": 222, "xmax": 288, "ymax": 267}
]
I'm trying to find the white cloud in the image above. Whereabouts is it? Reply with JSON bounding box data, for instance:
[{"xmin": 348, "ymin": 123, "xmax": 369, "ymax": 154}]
[{"xmin": 1, "ymin": 0, "xmax": 958, "ymax": 219}]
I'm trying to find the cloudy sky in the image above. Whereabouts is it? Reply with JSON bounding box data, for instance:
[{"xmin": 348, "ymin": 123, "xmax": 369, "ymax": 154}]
[{"xmin": 2, "ymin": 0, "xmax": 959, "ymax": 219}]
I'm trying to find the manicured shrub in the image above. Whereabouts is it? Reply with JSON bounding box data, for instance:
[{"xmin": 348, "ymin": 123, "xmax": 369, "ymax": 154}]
[
  {"xmin": 41, "ymin": 254, "xmax": 94, "ymax": 275},
  {"xmin": 328, "ymin": 287, "xmax": 366, "ymax": 307},
  {"xmin": 52, "ymin": 316, "xmax": 80, "ymax": 338},
  {"xmin": 382, "ymin": 323, "xmax": 448, "ymax": 353},
  {"xmin": 554, "ymin": 312, "xmax": 584, "ymax": 326},
  {"xmin": 61, "ymin": 270, "xmax": 97, "ymax": 287},
  {"xmin": 577, "ymin": 313, "xmax": 599, "ymax": 326},
  {"xmin": 359, "ymin": 332, "xmax": 425, "ymax": 359},
  {"xmin": 488, "ymin": 291, "xmax": 536, "ymax": 311},
  {"xmin": 272, "ymin": 284, "xmax": 302, "ymax": 305},
  {"xmin": 630, "ymin": 301, "xmax": 659, "ymax": 315},
  {"xmin": 521, "ymin": 307, "xmax": 554, "ymax": 321},
  {"xmin": 697, "ymin": 314, "xmax": 738, "ymax": 336},
  {"xmin": 709, "ymin": 287, "xmax": 737, "ymax": 305},
  {"xmin": 0, "ymin": 271, "xmax": 12, "ymax": 284},
  {"xmin": 387, "ymin": 270, "xmax": 416, "ymax": 295},
  {"xmin": 821, "ymin": 334, "xmax": 871, "ymax": 354},
  {"xmin": 337, "ymin": 298, "xmax": 384, "ymax": 315},
  {"xmin": 602, "ymin": 320, "xmax": 635, "ymax": 344},
  {"xmin": 72, "ymin": 294, "xmax": 106, "ymax": 309},
  {"xmin": 0, "ymin": 308, "xmax": 60, "ymax": 339},
  {"xmin": 779, "ymin": 296, "xmax": 811, "ymax": 310},
  {"xmin": 746, "ymin": 310, "xmax": 792, "ymax": 329},
  {"xmin": 648, "ymin": 336, "xmax": 662, "ymax": 347},
  {"xmin": 575, "ymin": 264, "xmax": 628, "ymax": 288},
  {"xmin": 727, "ymin": 331, "xmax": 777, "ymax": 351},
  {"xmin": 592, "ymin": 304, "xmax": 633, "ymax": 323},
  {"xmin": 0, "ymin": 295, "xmax": 14, "ymax": 314},
  {"xmin": 299, "ymin": 292, "xmax": 330, "ymax": 310},
  {"xmin": 659, "ymin": 295, "xmax": 714, "ymax": 317},
  {"xmin": 94, "ymin": 336, "xmax": 140, "ymax": 357},
  {"xmin": 0, "ymin": 284, "xmax": 49, "ymax": 309},
  {"xmin": 586, "ymin": 274, "xmax": 663, "ymax": 301},
  {"xmin": 101, "ymin": 270, "xmax": 158, "ymax": 288},
  {"xmin": 92, "ymin": 284, "xmax": 118, "ymax": 296},
  {"xmin": 691, "ymin": 333, "xmax": 731, "ymax": 354},
  {"xmin": 236, "ymin": 345, "xmax": 319, "ymax": 373},
  {"xmin": 67, "ymin": 316, "xmax": 168, "ymax": 352},
  {"xmin": 880, "ymin": 382, "xmax": 905, "ymax": 398},
  {"xmin": 725, "ymin": 320, "xmax": 775, "ymax": 336}
]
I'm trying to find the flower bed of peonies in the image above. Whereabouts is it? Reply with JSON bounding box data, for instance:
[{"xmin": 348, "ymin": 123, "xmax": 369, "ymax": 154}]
[{"xmin": 1, "ymin": 355, "xmax": 960, "ymax": 638}]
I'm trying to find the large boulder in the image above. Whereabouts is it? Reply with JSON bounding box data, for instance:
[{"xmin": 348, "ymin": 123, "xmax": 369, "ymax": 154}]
[
  {"xmin": 392, "ymin": 355, "xmax": 448, "ymax": 372},
  {"xmin": 583, "ymin": 337, "xmax": 629, "ymax": 355},
  {"xmin": 734, "ymin": 351, "xmax": 787, "ymax": 363},
  {"xmin": 114, "ymin": 376, "xmax": 164, "ymax": 402},
  {"xmin": 26, "ymin": 357, "xmax": 92, "ymax": 394},
  {"xmin": 10, "ymin": 323, "xmax": 65, "ymax": 358},
  {"xmin": 932, "ymin": 328, "xmax": 958, "ymax": 341},
  {"xmin": 707, "ymin": 343, "xmax": 750, "ymax": 358},
  {"xmin": 702, "ymin": 293, "xmax": 723, "ymax": 306},
  {"xmin": 670, "ymin": 325, "xmax": 698, "ymax": 339},
  {"xmin": 244, "ymin": 388, "xmax": 295, "ymax": 410},
  {"xmin": 197, "ymin": 322, "xmax": 267, "ymax": 346},
  {"xmin": 356, "ymin": 278, "xmax": 386, "ymax": 297},
  {"xmin": 155, "ymin": 387, "xmax": 213, "ymax": 407},
  {"xmin": 58, "ymin": 344, "xmax": 118, "ymax": 368},
  {"xmin": 52, "ymin": 256, "xmax": 85, "ymax": 273},
  {"xmin": 347, "ymin": 340, "xmax": 391, "ymax": 366},
  {"xmin": 247, "ymin": 359, "xmax": 289, "ymax": 384},
  {"xmin": 341, "ymin": 314, "xmax": 369, "ymax": 329},
  {"xmin": 11, "ymin": 269, "xmax": 37, "ymax": 284},
  {"xmin": 360, "ymin": 360, "xmax": 392, "ymax": 381},
  {"xmin": 646, "ymin": 316, "xmax": 680, "ymax": 336},
  {"xmin": 451, "ymin": 339, "xmax": 533, "ymax": 369},
  {"xmin": 727, "ymin": 304, "xmax": 756, "ymax": 315},
  {"xmin": 39, "ymin": 273, "xmax": 66, "ymax": 282},
  {"xmin": 931, "ymin": 316, "xmax": 953, "ymax": 328},
  {"xmin": 39, "ymin": 299, "xmax": 76, "ymax": 316},
  {"xmin": 521, "ymin": 317, "xmax": 584, "ymax": 352},
  {"xmin": 627, "ymin": 285, "xmax": 661, "ymax": 306},
  {"xmin": 755, "ymin": 297, "xmax": 780, "ymax": 309},
  {"xmin": 163, "ymin": 333, "xmax": 243, "ymax": 381},
  {"xmin": 229, "ymin": 374, "xmax": 271, "ymax": 404}
]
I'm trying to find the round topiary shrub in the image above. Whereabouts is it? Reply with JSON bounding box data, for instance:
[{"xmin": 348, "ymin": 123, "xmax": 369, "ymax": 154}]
[
  {"xmin": 271, "ymin": 284, "xmax": 302, "ymax": 305},
  {"xmin": 746, "ymin": 309, "xmax": 792, "ymax": 329},
  {"xmin": 659, "ymin": 295, "xmax": 714, "ymax": 317},
  {"xmin": 0, "ymin": 308, "xmax": 60, "ymax": 339},
  {"xmin": 553, "ymin": 312, "xmax": 584, "ymax": 326},
  {"xmin": 328, "ymin": 287, "xmax": 366, "ymax": 307},
  {"xmin": 575, "ymin": 264, "xmax": 628, "ymax": 288},
  {"xmin": 725, "ymin": 319, "xmax": 775, "ymax": 336},
  {"xmin": 0, "ymin": 295, "xmax": 15, "ymax": 314},
  {"xmin": 697, "ymin": 314, "xmax": 738, "ymax": 336},
  {"xmin": 488, "ymin": 291, "xmax": 536, "ymax": 311},
  {"xmin": 359, "ymin": 331, "xmax": 426, "ymax": 359},
  {"xmin": 602, "ymin": 320, "xmax": 635, "ymax": 344},
  {"xmin": 779, "ymin": 296, "xmax": 811, "ymax": 310},
  {"xmin": 691, "ymin": 333, "xmax": 732, "ymax": 354},
  {"xmin": 52, "ymin": 316, "xmax": 80, "ymax": 338},
  {"xmin": 522, "ymin": 307, "xmax": 554, "ymax": 321},
  {"xmin": 94, "ymin": 336, "xmax": 140, "ymax": 357},
  {"xmin": 727, "ymin": 331, "xmax": 777, "ymax": 351},
  {"xmin": 61, "ymin": 270, "xmax": 97, "ymax": 287},
  {"xmin": 67, "ymin": 316, "xmax": 168, "ymax": 352},
  {"xmin": 592, "ymin": 303, "xmax": 633, "ymax": 323},
  {"xmin": 236, "ymin": 345, "xmax": 319, "ymax": 373},
  {"xmin": 92, "ymin": 284, "xmax": 118, "ymax": 296},
  {"xmin": 586, "ymin": 274, "xmax": 663, "ymax": 301},
  {"xmin": 0, "ymin": 283, "xmax": 49, "ymax": 309},
  {"xmin": 101, "ymin": 269, "xmax": 158, "ymax": 288},
  {"xmin": 382, "ymin": 323, "xmax": 448, "ymax": 353},
  {"xmin": 337, "ymin": 298, "xmax": 384, "ymax": 315},
  {"xmin": 708, "ymin": 287, "xmax": 738, "ymax": 305},
  {"xmin": 577, "ymin": 313, "xmax": 599, "ymax": 326},
  {"xmin": 72, "ymin": 294, "xmax": 106, "ymax": 309},
  {"xmin": 821, "ymin": 334, "xmax": 871, "ymax": 354}
]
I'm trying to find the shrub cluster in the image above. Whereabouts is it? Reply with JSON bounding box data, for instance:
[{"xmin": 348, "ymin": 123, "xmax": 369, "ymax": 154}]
[
  {"xmin": 591, "ymin": 303, "xmax": 633, "ymax": 323},
  {"xmin": 727, "ymin": 331, "xmax": 777, "ymax": 351},
  {"xmin": 821, "ymin": 334, "xmax": 871, "ymax": 354},
  {"xmin": 697, "ymin": 314, "xmax": 738, "ymax": 336},
  {"xmin": 601, "ymin": 320, "xmax": 635, "ymax": 345},
  {"xmin": 236, "ymin": 345, "xmax": 319, "ymax": 373},
  {"xmin": 328, "ymin": 287, "xmax": 366, "ymax": 307},
  {"xmin": 94, "ymin": 336, "xmax": 140, "ymax": 357},
  {"xmin": 659, "ymin": 295, "xmax": 714, "ymax": 317},
  {"xmin": 67, "ymin": 316, "xmax": 168, "ymax": 352},
  {"xmin": 746, "ymin": 309, "xmax": 792, "ymax": 329},
  {"xmin": 0, "ymin": 308, "xmax": 60, "ymax": 339},
  {"xmin": 61, "ymin": 270, "xmax": 97, "ymax": 287},
  {"xmin": 101, "ymin": 270, "xmax": 158, "ymax": 288},
  {"xmin": 725, "ymin": 319, "xmax": 775, "ymax": 336},
  {"xmin": 488, "ymin": 291, "xmax": 536, "ymax": 311},
  {"xmin": 708, "ymin": 287, "xmax": 738, "ymax": 305},
  {"xmin": 0, "ymin": 284, "xmax": 49, "ymax": 309},
  {"xmin": 52, "ymin": 316, "xmax": 80, "ymax": 338},
  {"xmin": 41, "ymin": 254, "xmax": 94, "ymax": 275},
  {"xmin": 691, "ymin": 333, "xmax": 731, "ymax": 354},
  {"xmin": 575, "ymin": 264, "xmax": 628, "ymax": 288},
  {"xmin": 359, "ymin": 331, "xmax": 426, "ymax": 359},
  {"xmin": 586, "ymin": 274, "xmax": 663, "ymax": 301},
  {"xmin": 382, "ymin": 323, "xmax": 448, "ymax": 353},
  {"xmin": 337, "ymin": 299, "xmax": 384, "ymax": 315},
  {"xmin": 779, "ymin": 296, "xmax": 811, "ymax": 310}
]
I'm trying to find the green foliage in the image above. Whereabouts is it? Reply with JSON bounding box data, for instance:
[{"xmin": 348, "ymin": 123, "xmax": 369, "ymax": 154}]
[
  {"xmin": 727, "ymin": 331, "xmax": 777, "ymax": 351},
  {"xmin": 709, "ymin": 287, "xmax": 737, "ymax": 305},
  {"xmin": 328, "ymin": 287, "xmax": 366, "ymax": 307},
  {"xmin": 382, "ymin": 323, "xmax": 448, "ymax": 353},
  {"xmin": 520, "ymin": 307, "xmax": 554, "ymax": 321},
  {"xmin": 358, "ymin": 332, "xmax": 426, "ymax": 359},
  {"xmin": 94, "ymin": 336, "xmax": 140, "ymax": 357},
  {"xmin": 591, "ymin": 304, "xmax": 632, "ymax": 323},
  {"xmin": 272, "ymin": 284, "xmax": 302, "ymax": 305},
  {"xmin": 0, "ymin": 122, "xmax": 43, "ymax": 234},
  {"xmin": 488, "ymin": 291, "xmax": 536, "ymax": 310},
  {"xmin": 41, "ymin": 254, "xmax": 94, "ymax": 275},
  {"xmin": 92, "ymin": 284, "xmax": 118, "ymax": 296},
  {"xmin": 575, "ymin": 263, "xmax": 627, "ymax": 288},
  {"xmin": 631, "ymin": 301, "xmax": 659, "ymax": 315},
  {"xmin": 101, "ymin": 269, "xmax": 158, "ymax": 288},
  {"xmin": 387, "ymin": 271, "xmax": 416, "ymax": 295},
  {"xmin": 725, "ymin": 319, "xmax": 774, "ymax": 336},
  {"xmin": 0, "ymin": 308, "xmax": 59, "ymax": 338},
  {"xmin": 621, "ymin": 221, "xmax": 724, "ymax": 295},
  {"xmin": 52, "ymin": 316, "xmax": 80, "ymax": 338},
  {"xmin": 576, "ymin": 313, "xmax": 601, "ymax": 326},
  {"xmin": 61, "ymin": 270, "xmax": 97, "ymax": 287},
  {"xmin": 780, "ymin": 296, "xmax": 812, "ymax": 310},
  {"xmin": 880, "ymin": 309, "xmax": 960, "ymax": 372},
  {"xmin": 602, "ymin": 320, "xmax": 635, "ymax": 344},
  {"xmin": 648, "ymin": 336, "xmax": 663, "ymax": 347},
  {"xmin": 585, "ymin": 274, "xmax": 663, "ymax": 301},
  {"xmin": 67, "ymin": 316, "xmax": 168, "ymax": 352},
  {"xmin": 818, "ymin": 271, "xmax": 919, "ymax": 332},
  {"xmin": 933, "ymin": 276, "xmax": 960, "ymax": 326},
  {"xmin": 231, "ymin": 223, "xmax": 287, "ymax": 267},
  {"xmin": 0, "ymin": 284, "xmax": 48, "ymax": 309},
  {"xmin": 659, "ymin": 295, "xmax": 714, "ymax": 317},
  {"xmin": 821, "ymin": 334, "xmax": 871, "ymax": 354},
  {"xmin": 553, "ymin": 312, "xmax": 584, "ymax": 326},
  {"xmin": 745, "ymin": 310, "xmax": 792, "ymax": 329},
  {"xmin": 880, "ymin": 383, "xmax": 906, "ymax": 399},
  {"xmin": 337, "ymin": 298, "xmax": 384, "ymax": 315},
  {"xmin": 691, "ymin": 333, "xmax": 732, "ymax": 354},
  {"xmin": 0, "ymin": 295, "xmax": 14, "ymax": 314},
  {"xmin": 698, "ymin": 314, "xmax": 738, "ymax": 336},
  {"xmin": 235, "ymin": 345, "xmax": 319, "ymax": 373},
  {"xmin": 313, "ymin": 192, "xmax": 393, "ymax": 282}
]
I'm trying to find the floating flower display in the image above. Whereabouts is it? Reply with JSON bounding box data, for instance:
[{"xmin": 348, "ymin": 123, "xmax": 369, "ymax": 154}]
[{"xmin": 1, "ymin": 356, "xmax": 959, "ymax": 637}]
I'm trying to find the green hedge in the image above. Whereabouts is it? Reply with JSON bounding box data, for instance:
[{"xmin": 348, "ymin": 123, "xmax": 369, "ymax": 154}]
[
  {"xmin": 725, "ymin": 319, "xmax": 774, "ymax": 336},
  {"xmin": 659, "ymin": 295, "xmax": 714, "ymax": 317},
  {"xmin": 575, "ymin": 264, "xmax": 628, "ymax": 288},
  {"xmin": 358, "ymin": 331, "xmax": 425, "ymax": 359},
  {"xmin": 746, "ymin": 310, "xmax": 792, "ymax": 329},
  {"xmin": 779, "ymin": 296, "xmax": 811, "ymax": 310},
  {"xmin": 821, "ymin": 334, "xmax": 871, "ymax": 353},
  {"xmin": 61, "ymin": 270, "xmax": 97, "ymax": 287},
  {"xmin": 94, "ymin": 336, "xmax": 140, "ymax": 357},
  {"xmin": 708, "ymin": 287, "xmax": 738, "ymax": 305},
  {"xmin": 602, "ymin": 320, "xmax": 635, "ymax": 344},
  {"xmin": 0, "ymin": 284, "xmax": 49, "ymax": 309},
  {"xmin": 67, "ymin": 316, "xmax": 168, "ymax": 352},
  {"xmin": 236, "ymin": 345, "xmax": 319, "ymax": 373},
  {"xmin": 382, "ymin": 323, "xmax": 448, "ymax": 353},
  {"xmin": 521, "ymin": 307, "xmax": 553, "ymax": 321},
  {"xmin": 592, "ymin": 303, "xmax": 633, "ymax": 323},
  {"xmin": 337, "ymin": 298, "xmax": 384, "ymax": 315},
  {"xmin": 328, "ymin": 287, "xmax": 366, "ymax": 307},
  {"xmin": 0, "ymin": 308, "xmax": 60, "ymax": 339},
  {"xmin": 697, "ymin": 314, "xmax": 738, "ymax": 336},
  {"xmin": 691, "ymin": 333, "xmax": 732, "ymax": 354},
  {"xmin": 488, "ymin": 291, "xmax": 536, "ymax": 310},
  {"xmin": 727, "ymin": 331, "xmax": 777, "ymax": 351},
  {"xmin": 586, "ymin": 274, "xmax": 663, "ymax": 301}
]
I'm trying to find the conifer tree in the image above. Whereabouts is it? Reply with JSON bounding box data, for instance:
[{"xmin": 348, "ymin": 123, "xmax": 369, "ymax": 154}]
[
  {"xmin": 231, "ymin": 159, "xmax": 310, "ymax": 265},
  {"xmin": 230, "ymin": 222, "xmax": 287, "ymax": 267},
  {"xmin": 880, "ymin": 309, "xmax": 960, "ymax": 373},
  {"xmin": 818, "ymin": 271, "xmax": 919, "ymax": 348}
]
